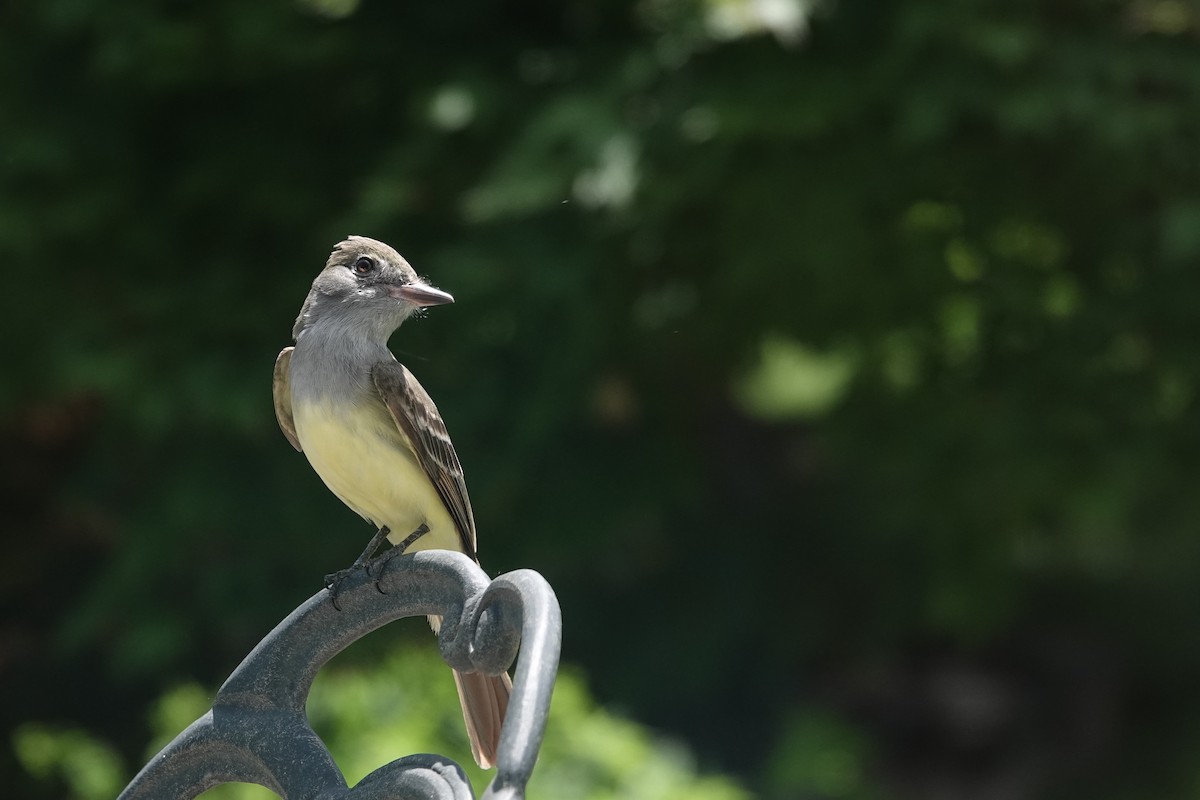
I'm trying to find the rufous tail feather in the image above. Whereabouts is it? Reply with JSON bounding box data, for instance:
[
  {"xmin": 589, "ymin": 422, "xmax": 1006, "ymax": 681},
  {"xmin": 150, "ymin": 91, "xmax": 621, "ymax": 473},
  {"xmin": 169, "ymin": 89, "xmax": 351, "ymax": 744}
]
[{"xmin": 429, "ymin": 613, "xmax": 511, "ymax": 768}]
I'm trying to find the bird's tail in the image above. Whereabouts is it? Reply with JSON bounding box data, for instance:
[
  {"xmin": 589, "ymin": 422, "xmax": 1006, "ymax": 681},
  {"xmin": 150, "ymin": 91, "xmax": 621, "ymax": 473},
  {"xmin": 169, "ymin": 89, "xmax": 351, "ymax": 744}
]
[
  {"xmin": 429, "ymin": 613, "xmax": 512, "ymax": 768},
  {"xmin": 453, "ymin": 668, "xmax": 512, "ymax": 769}
]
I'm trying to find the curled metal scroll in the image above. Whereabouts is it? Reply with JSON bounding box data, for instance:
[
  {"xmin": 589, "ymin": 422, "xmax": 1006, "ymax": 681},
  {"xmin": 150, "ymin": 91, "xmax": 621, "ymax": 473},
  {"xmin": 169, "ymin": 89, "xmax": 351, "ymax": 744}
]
[{"xmin": 118, "ymin": 550, "xmax": 561, "ymax": 800}]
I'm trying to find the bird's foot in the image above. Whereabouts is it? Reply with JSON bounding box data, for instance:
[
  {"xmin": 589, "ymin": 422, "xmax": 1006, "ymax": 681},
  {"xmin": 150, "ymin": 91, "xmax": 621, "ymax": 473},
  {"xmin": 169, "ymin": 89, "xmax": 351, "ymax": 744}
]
[
  {"xmin": 325, "ymin": 525, "xmax": 394, "ymax": 610},
  {"xmin": 367, "ymin": 523, "xmax": 430, "ymax": 594},
  {"xmin": 323, "ymin": 568, "xmax": 355, "ymax": 611}
]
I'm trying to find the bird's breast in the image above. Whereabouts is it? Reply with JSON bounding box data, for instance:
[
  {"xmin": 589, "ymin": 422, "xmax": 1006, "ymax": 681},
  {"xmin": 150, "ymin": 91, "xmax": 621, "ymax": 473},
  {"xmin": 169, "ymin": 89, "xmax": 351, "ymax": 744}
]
[{"xmin": 292, "ymin": 399, "xmax": 462, "ymax": 553}]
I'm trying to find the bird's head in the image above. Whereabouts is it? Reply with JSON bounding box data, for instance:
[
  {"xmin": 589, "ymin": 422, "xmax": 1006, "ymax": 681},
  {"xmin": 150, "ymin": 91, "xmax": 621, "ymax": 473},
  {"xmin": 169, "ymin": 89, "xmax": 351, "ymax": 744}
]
[{"xmin": 292, "ymin": 236, "xmax": 453, "ymax": 341}]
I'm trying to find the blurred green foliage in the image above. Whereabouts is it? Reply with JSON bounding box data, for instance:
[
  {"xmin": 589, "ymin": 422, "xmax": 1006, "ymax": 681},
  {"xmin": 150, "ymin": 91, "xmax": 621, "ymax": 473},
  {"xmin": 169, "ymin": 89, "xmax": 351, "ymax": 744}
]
[
  {"xmin": 5, "ymin": 0, "xmax": 1200, "ymax": 797},
  {"xmin": 12, "ymin": 724, "xmax": 124, "ymax": 800},
  {"xmin": 12, "ymin": 647, "xmax": 748, "ymax": 799}
]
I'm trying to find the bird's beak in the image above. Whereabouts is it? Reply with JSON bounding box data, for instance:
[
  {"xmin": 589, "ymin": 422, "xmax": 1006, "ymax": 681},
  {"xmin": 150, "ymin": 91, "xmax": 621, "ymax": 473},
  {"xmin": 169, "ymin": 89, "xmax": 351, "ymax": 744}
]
[{"xmin": 388, "ymin": 283, "xmax": 455, "ymax": 307}]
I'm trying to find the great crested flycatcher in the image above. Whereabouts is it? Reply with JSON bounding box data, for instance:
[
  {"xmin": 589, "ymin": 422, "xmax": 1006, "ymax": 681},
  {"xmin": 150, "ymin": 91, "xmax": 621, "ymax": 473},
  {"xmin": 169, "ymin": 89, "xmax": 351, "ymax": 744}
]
[{"xmin": 272, "ymin": 235, "xmax": 510, "ymax": 768}]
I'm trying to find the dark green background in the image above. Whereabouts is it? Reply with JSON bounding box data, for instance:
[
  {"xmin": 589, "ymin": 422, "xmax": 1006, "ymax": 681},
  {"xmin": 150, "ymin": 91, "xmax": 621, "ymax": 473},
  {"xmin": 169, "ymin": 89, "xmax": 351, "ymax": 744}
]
[{"xmin": 5, "ymin": 0, "xmax": 1200, "ymax": 797}]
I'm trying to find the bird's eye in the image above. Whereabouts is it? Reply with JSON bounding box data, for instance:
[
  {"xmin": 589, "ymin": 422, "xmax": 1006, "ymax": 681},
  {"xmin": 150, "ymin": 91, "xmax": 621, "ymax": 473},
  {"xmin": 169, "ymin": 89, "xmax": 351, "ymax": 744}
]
[{"xmin": 352, "ymin": 256, "xmax": 375, "ymax": 275}]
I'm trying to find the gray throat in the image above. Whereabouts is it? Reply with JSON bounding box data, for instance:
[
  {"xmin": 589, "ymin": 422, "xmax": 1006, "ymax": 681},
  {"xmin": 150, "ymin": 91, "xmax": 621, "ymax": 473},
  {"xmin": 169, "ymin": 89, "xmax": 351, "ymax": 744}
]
[{"xmin": 288, "ymin": 315, "xmax": 395, "ymax": 405}]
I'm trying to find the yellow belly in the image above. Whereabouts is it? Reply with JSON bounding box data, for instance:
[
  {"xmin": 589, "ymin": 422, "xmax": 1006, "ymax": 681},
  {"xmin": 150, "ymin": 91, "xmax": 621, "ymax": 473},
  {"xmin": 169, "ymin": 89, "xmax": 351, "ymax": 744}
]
[{"xmin": 292, "ymin": 399, "xmax": 463, "ymax": 554}]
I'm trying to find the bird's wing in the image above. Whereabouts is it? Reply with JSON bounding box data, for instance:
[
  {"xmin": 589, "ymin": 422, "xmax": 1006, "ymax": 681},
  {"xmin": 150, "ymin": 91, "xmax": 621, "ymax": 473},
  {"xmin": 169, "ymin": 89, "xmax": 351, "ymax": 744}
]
[
  {"xmin": 272, "ymin": 347, "xmax": 303, "ymax": 452},
  {"xmin": 372, "ymin": 360, "xmax": 478, "ymax": 559}
]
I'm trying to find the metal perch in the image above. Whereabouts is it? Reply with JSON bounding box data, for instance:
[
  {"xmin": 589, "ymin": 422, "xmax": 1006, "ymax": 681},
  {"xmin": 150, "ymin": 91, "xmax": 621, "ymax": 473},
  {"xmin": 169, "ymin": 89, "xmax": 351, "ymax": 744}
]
[{"xmin": 118, "ymin": 550, "xmax": 561, "ymax": 800}]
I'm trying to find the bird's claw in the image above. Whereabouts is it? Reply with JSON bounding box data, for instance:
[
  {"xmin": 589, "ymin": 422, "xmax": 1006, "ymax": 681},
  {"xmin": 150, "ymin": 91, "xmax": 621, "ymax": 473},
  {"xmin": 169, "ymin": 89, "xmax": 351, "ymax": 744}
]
[
  {"xmin": 325, "ymin": 523, "xmax": 432, "ymax": 609},
  {"xmin": 365, "ymin": 556, "xmax": 390, "ymax": 595},
  {"xmin": 324, "ymin": 569, "xmax": 354, "ymax": 611},
  {"xmin": 365, "ymin": 523, "xmax": 431, "ymax": 594}
]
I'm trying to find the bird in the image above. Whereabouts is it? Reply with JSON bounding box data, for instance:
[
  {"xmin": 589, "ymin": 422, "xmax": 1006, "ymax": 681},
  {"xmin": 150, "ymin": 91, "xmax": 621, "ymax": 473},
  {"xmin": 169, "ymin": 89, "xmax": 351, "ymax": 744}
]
[{"xmin": 271, "ymin": 235, "xmax": 510, "ymax": 768}]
